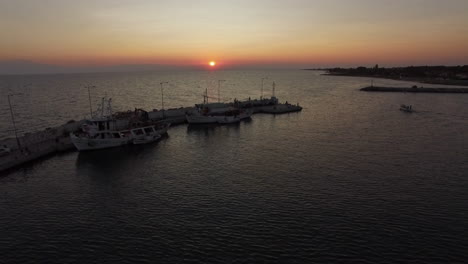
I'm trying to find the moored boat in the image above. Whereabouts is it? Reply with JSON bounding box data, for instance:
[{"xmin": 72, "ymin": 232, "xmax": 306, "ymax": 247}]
[
  {"xmin": 186, "ymin": 89, "xmax": 253, "ymax": 125},
  {"xmin": 70, "ymin": 97, "xmax": 170, "ymax": 151},
  {"xmin": 71, "ymin": 123, "xmax": 168, "ymax": 151},
  {"xmin": 70, "ymin": 130, "xmax": 131, "ymax": 151}
]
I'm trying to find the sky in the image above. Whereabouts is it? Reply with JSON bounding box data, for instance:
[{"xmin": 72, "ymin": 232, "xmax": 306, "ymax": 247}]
[{"xmin": 1, "ymin": 0, "xmax": 468, "ymax": 69}]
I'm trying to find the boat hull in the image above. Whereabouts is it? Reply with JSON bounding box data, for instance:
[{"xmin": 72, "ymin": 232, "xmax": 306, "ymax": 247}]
[
  {"xmin": 70, "ymin": 134, "xmax": 130, "ymax": 151},
  {"xmin": 186, "ymin": 109, "xmax": 252, "ymax": 124},
  {"xmin": 133, "ymin": 134, "xmax": 161, "ymax": 145},
  {"xmin": 400, "ymin": 108, "xmax": 413, "ymax": 113},
  {"xmin": 154, "ymin": 123, "xmax": 171, "ymax": 134},
  {"xmin": 216, "ymin": 116, "xmax": 241, "ymax": 124},
  {"xmin": 186, "ymin": 114, "xmax": 218, "ymax": 124},
  {"xmin": 399, "ymin": 105, "xmax": 413, "ymax": 113}
]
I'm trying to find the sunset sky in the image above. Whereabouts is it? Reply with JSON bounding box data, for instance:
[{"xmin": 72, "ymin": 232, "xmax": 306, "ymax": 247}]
[{"xmin": 1, "ymin": 0, "xmax": 468, "ymax": 69}]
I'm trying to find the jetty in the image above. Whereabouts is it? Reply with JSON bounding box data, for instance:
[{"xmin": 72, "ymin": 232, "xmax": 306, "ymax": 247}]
[
  {"xmin": 360, "ymin": 86, "xmax": 468, "ymax": 93},
  {"xmin": 0, "ymin": 97, "xmax": 302, "ymax": 173}
]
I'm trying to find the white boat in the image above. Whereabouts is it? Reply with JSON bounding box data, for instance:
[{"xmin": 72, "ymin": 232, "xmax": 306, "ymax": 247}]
[
  {"xmin": 71, "ymin": 123, "xmax": 169, "ymax": 151},
  {"xmin": 70, "ymin": 130, "xmax": 131, "ymax": 151}
]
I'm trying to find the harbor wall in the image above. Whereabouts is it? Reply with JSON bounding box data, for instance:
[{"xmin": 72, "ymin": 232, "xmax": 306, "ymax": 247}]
[{"xmin": 0, "ymin": 102, "xmax": 301, "ymax": 173}]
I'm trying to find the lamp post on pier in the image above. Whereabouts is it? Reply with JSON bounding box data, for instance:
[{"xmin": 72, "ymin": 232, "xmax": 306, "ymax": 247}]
[
  {"xmin": 218, "ymin": 80, "xmax": 226, "ymax": 103},
  {"xmin": 272, "ymin": 81, "xmax": 276, "ymax": 97},
  {"xmin": 160, "ymin": 82, "xmax": 168, "ymax": 118},
  {"xmin": 261, "ymin": 77, "xmax": 269, "ymax": 100}
]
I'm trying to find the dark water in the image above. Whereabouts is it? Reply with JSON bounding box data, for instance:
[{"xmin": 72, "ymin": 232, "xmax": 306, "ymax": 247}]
[{"xmin": 1, "ymin": 70, "xmax": 468, "ymax": 263}]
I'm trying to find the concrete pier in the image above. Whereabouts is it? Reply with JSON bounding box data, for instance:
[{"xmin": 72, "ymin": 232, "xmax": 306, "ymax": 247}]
[
  {"xmin": 360, "ymin": 86, "xmax": 468, "ymax": 93},
  {"xmin": 0, "ymin": 100, "xmax": 302, "ymax": 173}
]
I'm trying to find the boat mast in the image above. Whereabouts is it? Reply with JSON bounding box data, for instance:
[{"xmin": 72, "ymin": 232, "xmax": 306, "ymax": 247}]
[
  {"xmin": 108, "ymin": 98, "xmax": 115, "ymax": 129},
  {"xmin": 108, "ymin": 98, "xmax": 113, "ymax": 117},
  {"xmin": 272, "ymin": 81, "xmax": 276, "ymax": 97},
  {"xmin": 7, "ymin": 94, "xmax": 21, "ymax": 150},
  {"xmin": 87, "ymin": 85, "xmax": 95, "ymax": 118},
  {"xmin": 101, "ymin": 97, "xmax": 105, "ymax": 117},
  {"xmin": 261, "ymin": 77, "xmax": 268, "ymax": 100}
]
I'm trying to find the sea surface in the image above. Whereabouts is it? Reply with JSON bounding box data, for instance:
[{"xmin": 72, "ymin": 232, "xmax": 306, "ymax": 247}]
[{"xmin": 1, "ymin": 70, "xmax": 467, "ymax": 263}]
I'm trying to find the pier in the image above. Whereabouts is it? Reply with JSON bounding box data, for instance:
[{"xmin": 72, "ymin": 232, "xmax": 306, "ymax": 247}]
[
  {"xmin": 0, "ymin": 99, "xmax": 302, "ymax": 173},
  {"xmin": 360, "ymin": 86, "xmax": 468, "ymax": 93}
]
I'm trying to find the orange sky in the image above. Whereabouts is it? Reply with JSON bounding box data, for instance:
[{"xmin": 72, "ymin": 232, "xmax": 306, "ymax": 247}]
[{"xmin": 1, "ymin": 0, "xmax": 468, "ymax": 68}]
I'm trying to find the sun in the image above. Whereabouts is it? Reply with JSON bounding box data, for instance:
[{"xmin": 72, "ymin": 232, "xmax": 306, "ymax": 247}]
[{"xmin": 209, "ymin": 61, "xmax": 216, "ymax": 67}]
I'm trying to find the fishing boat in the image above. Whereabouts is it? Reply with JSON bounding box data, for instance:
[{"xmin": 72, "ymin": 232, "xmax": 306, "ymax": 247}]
[
  {"xmin": 400, "ymin": 104, "xmax": 413, "ymax": 113},
  {"xmin": 70, "ymin": 129, "xmax": 131, "ymax": 151},
  {"xmin": 70, "ymin": 97, "xmax": 170, "ymax": 151}
]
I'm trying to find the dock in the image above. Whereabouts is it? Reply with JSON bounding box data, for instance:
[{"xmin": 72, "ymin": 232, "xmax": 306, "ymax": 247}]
[
  {"xmin": 360, "ymin": 86, "xmax": 468, "ymax": 93},
  {"xmin": 0, "ymin": 99, "xmax": 302, "ymax": 173}
]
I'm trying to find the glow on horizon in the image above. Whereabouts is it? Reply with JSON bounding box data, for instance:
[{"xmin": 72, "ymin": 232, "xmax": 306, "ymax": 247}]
[{"xmin": 1, "ymin": 0, "xmax": 468, "ymax": 68}]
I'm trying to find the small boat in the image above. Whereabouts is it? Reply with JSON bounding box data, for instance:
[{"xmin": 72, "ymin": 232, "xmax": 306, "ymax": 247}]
[
  {"xmin": 400, "ymin": 104, "xmax": 413, "ymax": 113},
  {"xmin": 131, "ymin": 126, "xmax": 163, "ymax": 145}
]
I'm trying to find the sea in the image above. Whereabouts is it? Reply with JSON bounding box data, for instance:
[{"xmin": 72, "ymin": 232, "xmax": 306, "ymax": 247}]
[{"xmin": 0, "ymin": 70, "xmax": 467, "ymax": 263}]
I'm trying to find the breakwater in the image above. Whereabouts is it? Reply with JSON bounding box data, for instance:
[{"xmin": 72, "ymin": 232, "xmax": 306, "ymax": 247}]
[
  {"xmin": 0, "ymin": 101, "xmax": 302, "ymax": 173},
  {"xmin": 360, "ymin": 86, "xmax": 468, "ymax": 93}
]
